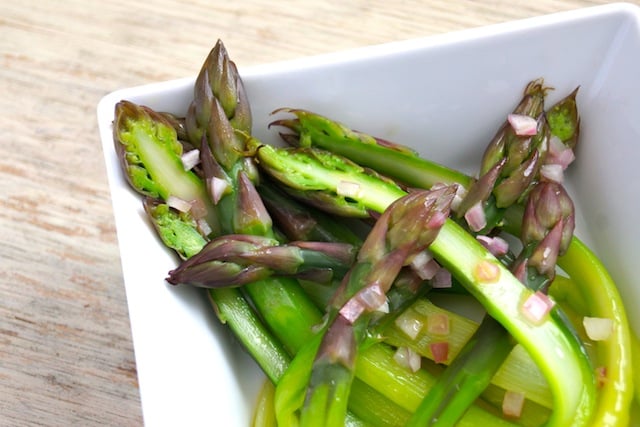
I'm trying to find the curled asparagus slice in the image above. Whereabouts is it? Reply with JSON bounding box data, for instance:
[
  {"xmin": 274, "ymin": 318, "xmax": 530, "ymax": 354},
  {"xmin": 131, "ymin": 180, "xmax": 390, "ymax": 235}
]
[{"xmin": 250, "ymin": 142, "xmax": 597, "ymax": 427}]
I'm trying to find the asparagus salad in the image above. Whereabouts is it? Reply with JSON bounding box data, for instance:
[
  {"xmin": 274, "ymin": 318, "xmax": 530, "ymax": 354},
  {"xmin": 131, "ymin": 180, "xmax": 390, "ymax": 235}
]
[{"xmin": 111, "ymin": 40, "xmax": 637, "ymax": 426}]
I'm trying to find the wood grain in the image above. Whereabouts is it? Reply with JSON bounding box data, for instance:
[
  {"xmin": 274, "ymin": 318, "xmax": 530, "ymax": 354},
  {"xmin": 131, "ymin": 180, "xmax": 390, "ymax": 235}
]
[{"xmin": 1, "ymin": 0, "xmax": 637, "ymax": 425}]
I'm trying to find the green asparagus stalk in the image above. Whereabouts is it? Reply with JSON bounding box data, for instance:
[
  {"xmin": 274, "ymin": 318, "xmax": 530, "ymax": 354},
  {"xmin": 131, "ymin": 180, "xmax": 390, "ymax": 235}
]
[
  {"xmin": 249, "ymin": 140, "xmax": 597, "ymax": 426},
  {"xmin": 270, "ymin": 107, "xmax": 468, "ymax": 188}
]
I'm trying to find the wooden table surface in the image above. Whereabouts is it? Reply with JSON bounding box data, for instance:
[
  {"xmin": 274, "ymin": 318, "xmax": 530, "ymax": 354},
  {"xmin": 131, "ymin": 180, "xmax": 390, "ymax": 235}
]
[{"xmin": 2, "ymin": 1, "xmax": 638, "ymax": 425}]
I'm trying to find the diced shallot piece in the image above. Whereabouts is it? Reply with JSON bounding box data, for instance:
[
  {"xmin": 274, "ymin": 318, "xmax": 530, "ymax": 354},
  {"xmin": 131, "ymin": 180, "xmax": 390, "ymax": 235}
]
[
  {"xmin": 410, "ymin": 251, "xmax": 440, "ymax": 280},
  {"xmin": 181, "ymin": 149, "xmax": 201, "ymax": 171},
  {"xmin": 540, "ymin": 164, "xmax": 564, "ymax": 183},
  {"xmin": 583, "ymin": 317, "xmax": 614, "ymax": 341},
  {"xmin": 189, "ymin": 199, "xmax": 207, "ymax": 220},
  {"xmin": 432, "ymin": 267, "xmax": 452, "ymax": 289},
  {"xmin": 209, "ymin": 176, "xmax": 230, "ymax": 204},
  {"xmin": 502, "ymin": 390, "xmax": 526, "ymax": 418},
  {"xmin": 430, "ymin": 341, "xmax": 449, "ymax": 364},
  {"xmin": 508, "ymin": 113, "xmax": 538, "ymax": 136},
  {"xmin": 595, "ymin": 366, "xmax": 608, "ymax": 388},
  {"xmin": 476, "ymin": 235, "xmax": 509, "ymax": 257},
  {"xmin": 394, "ymin": 311, "xmax": 424, "ymax": 340},
  {"xmin": 521, "ymin": 291, "xmax": 555, "ymax": 324},
  {"xmin": 337, "ymin": 181, "xmax": 361, "ymax": 199},
  {"xmin": 547, "ymin": 135, "xmax": 576, "ymax": 169},
  {"xmin": 393, "ymin": 346, "xmax": 422, "ymax": 373},
  {"xmin": 464, "ymin": 201, "xmax": 487, "ymax": 232},
  {"xmin": 427, "ymin": 313, "xmax": 450, "ymax": 336},
  {"xmin": 166, "ymin": 195, "xmax": 192, "ymax": 213}
]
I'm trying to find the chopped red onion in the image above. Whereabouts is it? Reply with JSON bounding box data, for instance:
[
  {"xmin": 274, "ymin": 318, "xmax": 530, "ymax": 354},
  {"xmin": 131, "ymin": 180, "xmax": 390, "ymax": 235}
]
[
  {"xmin": 507, "ymin": 113, "xmax": 538, "ymax": 136},
  {"xmin": 196, "ymin": 218, "xmax": 212, "ymax": 237},
  {"xmin": 521, "ymin": 291, "xmax": 555, "ymax": 324},
  {"xmin": 339, "ymin": 284, "xmax": 388, "ymax": 324},
  {"xmin": 595, "ymin": 366, "xmax": 607, "ymax": 388},
  {"xmin": 451, "ymin": 184, "xmax": 467, "ymax": 212},
  {"xmin": 502, "ymin": 390, "xmax": 526, "ymax": 418},
  {"xmin": 181, "ymin": 149, "xmax": 201, "ymax": 171},
  {"xmin": 375, "ymin": 300, "xmax": 390, "ymax": 314},
  {"xmin": 356, "ymin": 283, "xmax": 387, "ymax": 312},
  {"xmin": 434, "ymin": 182, "xmax": 467, "ymax": 211},
  {"xmin": 166, "ymin": 195, "xmax": 192, "ymax": 213},
  {"xmin": 476, "ymin": 235, "xmax": 510, "ymax": 257},
  {"xmin": 430, "ymin": 341, "xmax": 449, "ymax": 364},
  {"xmin": 464, "ymin": 201, "xmax": 487, "ymax": 232}
]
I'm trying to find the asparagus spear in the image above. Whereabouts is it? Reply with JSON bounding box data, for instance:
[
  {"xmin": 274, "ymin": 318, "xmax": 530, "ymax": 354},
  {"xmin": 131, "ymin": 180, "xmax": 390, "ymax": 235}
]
[
  {"xmin": 249, "ymin": 140, "xmax": 597, "ymax": 427},
  {"xmin": 166, "ymin": 234, "xmax": 356, "ymax": 287},
  {"xmin": 182, "ymin": 40, "xmax": 334, "ymax": 358},
  {"xmin": 113, "ymin": 100, "xmax": 220, "ymax": 236},
  {"xmin": 303, "ymin": 187, "xmax": 455, "ymax": 426},
  {"xmin": 274, "ymin": 187, "xmax": 455, "ymax": 426}
]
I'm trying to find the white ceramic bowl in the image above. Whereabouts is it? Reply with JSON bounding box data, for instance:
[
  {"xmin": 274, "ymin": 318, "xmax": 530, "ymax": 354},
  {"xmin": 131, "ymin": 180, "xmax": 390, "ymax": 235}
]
[{"xmin": 98, "ymin": 3, "xmax": 640, "ymax": 426}]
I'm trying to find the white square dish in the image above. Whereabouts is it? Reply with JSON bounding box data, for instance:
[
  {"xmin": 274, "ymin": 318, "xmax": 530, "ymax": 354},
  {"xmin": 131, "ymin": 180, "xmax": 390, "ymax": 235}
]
[{"xmin": 98, "ymin": 3, "xmax": 640, "ymax": 426}]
